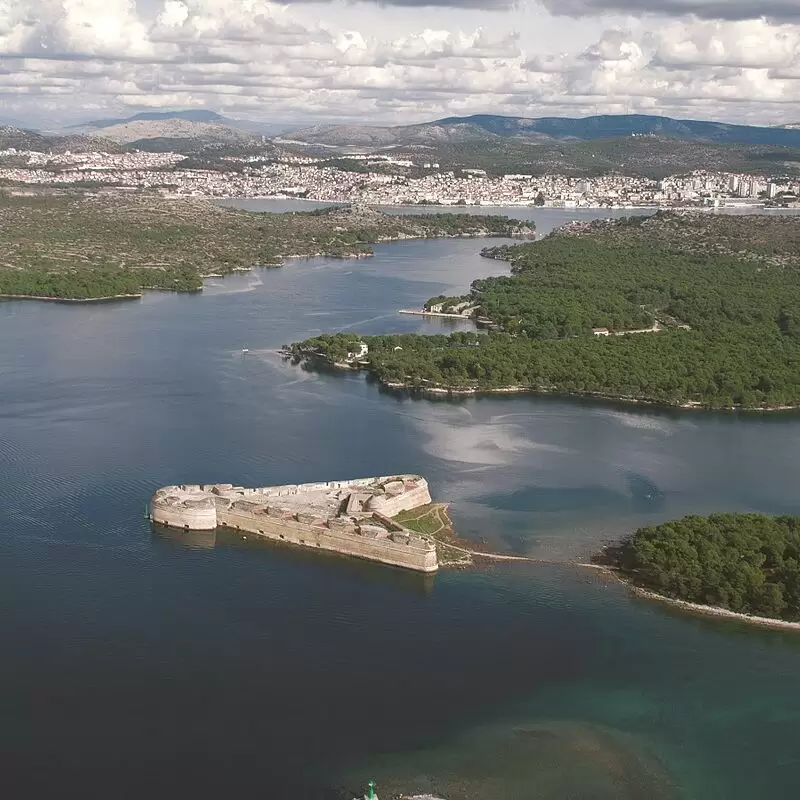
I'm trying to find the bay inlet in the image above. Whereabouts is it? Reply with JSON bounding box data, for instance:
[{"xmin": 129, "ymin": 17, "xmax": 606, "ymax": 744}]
[{"xmin": 2, "ymin": 205, "xmax": 800, "ymax": 799}]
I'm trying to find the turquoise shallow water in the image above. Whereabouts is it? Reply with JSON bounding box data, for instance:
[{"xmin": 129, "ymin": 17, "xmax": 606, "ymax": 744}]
[{"xmin": 2, "ymin": 208, "xmax": 800, "ymax": 798}]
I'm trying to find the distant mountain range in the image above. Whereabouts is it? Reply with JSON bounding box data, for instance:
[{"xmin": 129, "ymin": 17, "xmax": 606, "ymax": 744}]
[
  {"xmin": 73, "ymin": 109, "xmax": 289, "ymax": 139},
  {"xmin": 80, "ymin": 109, "xmax": 231, "ymax": 129},
  {"xmin": 3, "ymin": 111, "xmax": 800, "ymax": 178},
  {"xmin": 284, "ymin": 113, "xmax": 800, "ymax": 149},
  {"xmin": 0, "ymin": 125, "xmax": 122, "ymax": 154},
  {"xmin": 276, "ymin": 120, "xmax": 506, "ymax": 148},
  {"xmin": 34, "ymin": 110, "xmax": 800, "ymax": 151},
  {"xmin": 89, "ymin": 119, "xmax": 257, "ymax": 146},
  {"xmin": 65, "ymin": 110, "xmax": 258, "ymax": 148}
]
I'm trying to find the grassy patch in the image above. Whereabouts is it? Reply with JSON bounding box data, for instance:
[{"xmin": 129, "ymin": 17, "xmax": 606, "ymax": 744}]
[
  {"xmin": 395, "ymin": 504, "xmax": 474, "ymax": 567},
  {"xmin": 394, "ymin": 503, "xmax": 450, "ymax": 536}
]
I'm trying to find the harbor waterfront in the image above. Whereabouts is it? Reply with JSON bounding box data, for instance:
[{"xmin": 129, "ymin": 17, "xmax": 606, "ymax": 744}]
[{"xmin": 3, "ymin": 206, "xmax": 800, "ymax": 799}]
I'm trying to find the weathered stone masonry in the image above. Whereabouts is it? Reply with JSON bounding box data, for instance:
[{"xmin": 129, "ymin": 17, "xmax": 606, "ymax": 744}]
[{"xmin": 149, "ymin": 475, "xmax": 437, "ymax": 573}]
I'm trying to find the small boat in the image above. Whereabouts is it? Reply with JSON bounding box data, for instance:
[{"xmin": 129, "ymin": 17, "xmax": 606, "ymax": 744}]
[{"xmin": 241, "ymin": 348, "xmax": 249, "ymax": 354}]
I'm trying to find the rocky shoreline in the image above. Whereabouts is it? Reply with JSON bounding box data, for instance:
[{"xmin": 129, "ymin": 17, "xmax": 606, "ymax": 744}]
[
  {"xmin": 286, "ymin": 345, "xmax": 800, "ymax": 413},
  {"xmin": 373, "ymin": 375, "xmax": 800, "ymax": 413},
  {"xmin": 627, "ymin": 584, "xmax": 800, "ymax": 631},
  {"xmin": 0, "ymin": 292, "xmax": 143, "ymax": 303}
]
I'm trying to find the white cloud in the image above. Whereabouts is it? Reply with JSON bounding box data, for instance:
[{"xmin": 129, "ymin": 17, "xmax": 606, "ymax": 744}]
[
  {"xmin": 655, "ymin": 19, "xmax": 800, "ymax": 68},
  {"xmin": 0, "ymin": 0, "xmax": 799, "ymax": 128},
  {"xmin": 537, "ymin": 0, "xmax": 800, "ymax": 22}
]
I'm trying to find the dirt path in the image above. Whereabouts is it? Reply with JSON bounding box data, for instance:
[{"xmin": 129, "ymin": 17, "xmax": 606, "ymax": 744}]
[{"xmin": 396, "ymin": 504, "xmax": 605, "ymax": 569}]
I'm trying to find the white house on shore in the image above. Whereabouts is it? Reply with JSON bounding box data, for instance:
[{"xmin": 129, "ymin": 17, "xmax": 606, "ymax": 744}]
[{"xmin": 346, "ymin": 341, "xmax": 369, "ymax": 362}]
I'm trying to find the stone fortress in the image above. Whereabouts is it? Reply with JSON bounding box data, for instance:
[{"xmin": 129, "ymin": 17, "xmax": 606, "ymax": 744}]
[{"xmin": 149, "ymin": 475, "xmax": 438, "ymax": 573}]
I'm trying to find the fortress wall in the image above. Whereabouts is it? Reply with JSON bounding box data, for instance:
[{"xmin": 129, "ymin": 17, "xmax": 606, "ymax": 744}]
[
  {"xmin": 149, "ymin": 475, "xmax": 436, "ymax": 572},
  {"xmin": 253, "ymin": 475, "xmax": 420, "ymax": 498},
  {"xmin": 369, "ymin": 482, "xmax": 432, "ymax": 517},
  {"xmin": 371, "ymin": 512, "xmax": 408, "ymax": 532},
  {"xmin": 151, "ymin": 502, "xmax": 217, "ymax": 531},
  {"xmin": 218, "ymin": 507, "xmax": 437, "ymax": 573},
  {"xmin": 318, "ymin": 528, "xmax": 437, "ymax": 573},
  {"xmin": 220, "ymin": 507, "xmax": 319, "ymax": 541}
]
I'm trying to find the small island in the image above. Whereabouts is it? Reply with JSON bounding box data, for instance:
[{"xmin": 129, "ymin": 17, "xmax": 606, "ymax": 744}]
[
  {"xmin": 0, "ymin": 189, "xmax": 532, "ymax": 301},
  {"xmin": 288, "ymin": 212, "xmax": 800, "ymax": 410},
  {"xmin": 599, "ymin": 513, "xmax": 800, "ymax": 627}
]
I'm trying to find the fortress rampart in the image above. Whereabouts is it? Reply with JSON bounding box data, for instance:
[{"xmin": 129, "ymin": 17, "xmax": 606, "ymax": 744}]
[{"xmin": 149, "ymin": 475, "xmax": 437, "ymax": 573}]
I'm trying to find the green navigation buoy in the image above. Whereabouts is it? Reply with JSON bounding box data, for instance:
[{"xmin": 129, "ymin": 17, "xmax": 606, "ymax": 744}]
[{"xmin": 366, "ymin": 780, "xmax": 376, "ymax": 800}]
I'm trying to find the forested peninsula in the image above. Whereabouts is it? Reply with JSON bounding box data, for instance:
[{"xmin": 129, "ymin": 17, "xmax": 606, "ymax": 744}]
[
  {"xmin": 600, "ymin": 514, "xmax": 800, "ymax": 624},
  {"xmin": 0, "ymin": 190, "xmax": 531, "ymax": 301},
  {"xmin": 289, "ymin": 212, "xmax": 800, "ymax": 410}
]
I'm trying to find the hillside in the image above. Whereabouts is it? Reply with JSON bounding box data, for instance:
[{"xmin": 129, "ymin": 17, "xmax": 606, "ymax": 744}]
[
  {"xmin": 283, "ymin": 113, "xmax": 800, "ymax": 150},
  {"xmin": 0, "ymin": 126, "xmax": 119, "ymax": 154},
  {"xmin": 429, "ymin": 114, "xmax": 800, "ymax": 148},
  {"xmin": 81, "ymin": 110, "xmax": 229, "ymax": 129},
  {"xmin": 281, "ymin": 114, "xmax": 800, "ymax": 178},
  {"xmin": 424, "ymin": 136, "xmax": 800, "ymax": 178},
  {"xmin": 0, "ymin": 191, "xmax": 526, "ymax": 300},
  {"xmin": 6, "ymin": 110, "xmax": 800, "ymax": 177},
  {"xmin": 76, "ymin": 109, "xmax": 289, "ymax": 138},
  {"xmin": 279, "ymin": 121, "xmax": 500, "ymax": 148},
  {"xmin": 550, "ymin": 211, "xmax": 800, "ymax": 264},
  {"xmin": 94, "ymin": 119, "xmax": 257, "ymax": 146}
]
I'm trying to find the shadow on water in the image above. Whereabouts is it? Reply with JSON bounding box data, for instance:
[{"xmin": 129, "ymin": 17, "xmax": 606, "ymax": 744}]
[
  {"xmin": 480, "ymin": 484, "xmax": 623, "ymax": 514},
  {"xmin": 477, "ymin": 472, "xmax": 665, "ymax": 516},
  {"xmin": 625, "ymin": 473, "xmax": 666, "ymax": 513},
  {"xmin": 150, "ymin": 523, "xmax": 218, "ymax": 550},
  {"xmin": 150, "ymin": 522, "xmax": 437, "ymax": 595}
]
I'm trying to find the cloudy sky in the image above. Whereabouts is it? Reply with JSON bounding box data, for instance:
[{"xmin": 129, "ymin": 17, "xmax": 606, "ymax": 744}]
[{"xmin": 2, "ymin": 0, "xmax": 800, "ymax": 128}]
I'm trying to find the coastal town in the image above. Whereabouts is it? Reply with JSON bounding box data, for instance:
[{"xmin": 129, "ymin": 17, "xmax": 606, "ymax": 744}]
[{"xmin": 1, "ymin": 145, "xmax": 798, "ymax": 209}]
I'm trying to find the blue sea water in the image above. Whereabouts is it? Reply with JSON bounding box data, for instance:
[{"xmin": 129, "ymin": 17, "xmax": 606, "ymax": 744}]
[{"xmin": 2, "ymin": 207, "xmax": 800, "ymax": 799}]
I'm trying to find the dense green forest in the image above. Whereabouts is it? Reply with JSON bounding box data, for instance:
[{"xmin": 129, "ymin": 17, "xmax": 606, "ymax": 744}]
[
  {"xmin": 287, "ymin": 328, "xmax": 800, "ymax": 408},
  {"xmin": 603, "ymin": 514, "xmax": 800, "ymax": 621},
  {"xmin": 290, "ymin": 213, "xmax": 800, "ymax": 409},
  {"xmin": 0, "ymin": 192, "xmax": 528, "ymax": 300},
  {"xmin": 551, "ymin": 211, "xmax": 800, "ymax": 266}
]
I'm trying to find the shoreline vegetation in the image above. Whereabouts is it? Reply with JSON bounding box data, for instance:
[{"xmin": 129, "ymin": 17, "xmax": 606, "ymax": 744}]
[
  {"xmin": 0, "ymin": 189, "xmax": 533, "ymax": 301},
  {"xmin": 626, "ymin": 584, "xmax": 800, "ymax": 631},
  {"xmin": 288, "ymin": 212, "xmax": 800, "ymax": 411},
  {"xmin": 0, "ymin": 292, "xmax": 144, "ymax": 303},
  {"xmin": 597, "ymin": 513, "xmax": 800, "ymax": 627},
  {"xmin": 286, "ymin": 354, "xmax": 800, "ymax": 412},
  {"xmin": 284, "ymin": 336, "xmax": 800, "ymax": 413}
]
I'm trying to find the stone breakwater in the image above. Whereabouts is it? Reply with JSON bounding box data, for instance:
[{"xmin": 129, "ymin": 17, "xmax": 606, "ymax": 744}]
[{"xmin": 149, "ymin": 475, "xmax": 438, "ymax": 573}]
